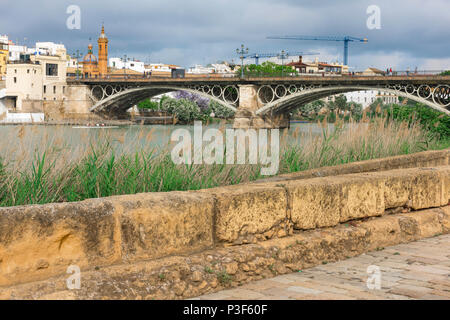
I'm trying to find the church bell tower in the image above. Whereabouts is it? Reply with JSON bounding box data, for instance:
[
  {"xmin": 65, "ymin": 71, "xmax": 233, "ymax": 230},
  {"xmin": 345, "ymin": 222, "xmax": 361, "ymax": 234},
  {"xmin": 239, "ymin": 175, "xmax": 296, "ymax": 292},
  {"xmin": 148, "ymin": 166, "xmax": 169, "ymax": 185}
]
[{"xmin": 97, "ymin": 24, "xmax": 108, "ymax": 76}]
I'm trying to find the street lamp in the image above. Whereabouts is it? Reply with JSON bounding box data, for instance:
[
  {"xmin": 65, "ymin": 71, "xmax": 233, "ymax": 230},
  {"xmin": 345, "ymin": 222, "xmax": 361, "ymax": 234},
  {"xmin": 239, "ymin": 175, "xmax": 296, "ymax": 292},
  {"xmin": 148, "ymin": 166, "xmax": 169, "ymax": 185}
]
[
  {"xmin": 236, "ymin": 44, "xmax": 249, "ymax": 78},
  {"xmin": 122, "ymin": 54, "xmax": 130, "ymax": 77},
  {"xmin": 277, "ymin": 50, "xmax": 288, "ymax": 77},
  {"xmin": 72, "ymin": 50, "xmax": 83, "ymax": 80}
]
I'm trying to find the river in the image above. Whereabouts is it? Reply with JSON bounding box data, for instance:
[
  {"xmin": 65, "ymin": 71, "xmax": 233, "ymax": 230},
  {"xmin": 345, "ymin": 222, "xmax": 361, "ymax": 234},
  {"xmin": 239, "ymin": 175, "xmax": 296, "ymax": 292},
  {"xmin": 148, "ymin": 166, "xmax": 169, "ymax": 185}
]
[{"xmin": 0, "ymin": 122, "xmax": 338, "ymax": 163}]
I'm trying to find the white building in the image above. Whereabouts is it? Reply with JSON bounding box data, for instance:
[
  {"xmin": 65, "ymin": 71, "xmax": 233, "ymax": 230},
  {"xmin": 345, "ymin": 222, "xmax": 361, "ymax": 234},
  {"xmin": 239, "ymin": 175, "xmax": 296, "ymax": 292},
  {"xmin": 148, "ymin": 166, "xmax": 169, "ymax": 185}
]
[
  {"xmin": 66, "ymin": 56, "xmax": 78, "ymax": 68},
  {"xmin": 187, "ymin": 64, "xmax": 213, "ymax": 74},
  {"xmin": 5, "ymin": 42, "xmax": 67, "ymax": 111},
  {"xmin": 109, "ymin": 58, "xmax": 145, "ymax": 73},
  {"xmin": 0, "ymin": 35, "xmax": 7, "ymax": 44},
  {"xmin": 327, "ymin": 90, "xmax": 399, "ymax": 108},
  {"xmin": 8, "ymin": 44, "xmax": 33, "ymax": 61},
  {"xmin": 144, "ymin": 63, "xmax": 173, "ymax": 73},
  {"xmin": 187, "ymin": 63, "xmax": 233, "ymax": 74},
  {"xmin": 35, "ymin": 42, "xmax": 66, "ymax": 56}
]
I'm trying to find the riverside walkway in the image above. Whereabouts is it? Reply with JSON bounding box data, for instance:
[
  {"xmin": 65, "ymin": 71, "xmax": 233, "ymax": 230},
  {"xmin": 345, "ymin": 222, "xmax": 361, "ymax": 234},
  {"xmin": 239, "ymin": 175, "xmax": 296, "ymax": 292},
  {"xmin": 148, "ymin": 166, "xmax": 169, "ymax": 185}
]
[{"xmin": 195, "ymin": 234, "xmax": 450, "ymax": 300}]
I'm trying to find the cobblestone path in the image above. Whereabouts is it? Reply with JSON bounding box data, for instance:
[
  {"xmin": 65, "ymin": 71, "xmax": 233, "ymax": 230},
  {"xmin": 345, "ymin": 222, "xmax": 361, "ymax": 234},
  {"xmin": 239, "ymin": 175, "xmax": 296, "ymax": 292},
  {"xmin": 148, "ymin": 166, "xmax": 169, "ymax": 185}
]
[{"xmin": 195, "ymin": 234, "xmax": 450, "ymax": 300}]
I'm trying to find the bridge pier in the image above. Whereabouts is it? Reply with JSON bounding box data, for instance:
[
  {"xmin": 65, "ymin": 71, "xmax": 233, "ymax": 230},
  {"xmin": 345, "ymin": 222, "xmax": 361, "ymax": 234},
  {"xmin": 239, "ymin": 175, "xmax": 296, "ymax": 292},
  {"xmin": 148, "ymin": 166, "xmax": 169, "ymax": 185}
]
[{"xmin": 233, "ymin": 84, "xmax": 290, "ymax": 129}]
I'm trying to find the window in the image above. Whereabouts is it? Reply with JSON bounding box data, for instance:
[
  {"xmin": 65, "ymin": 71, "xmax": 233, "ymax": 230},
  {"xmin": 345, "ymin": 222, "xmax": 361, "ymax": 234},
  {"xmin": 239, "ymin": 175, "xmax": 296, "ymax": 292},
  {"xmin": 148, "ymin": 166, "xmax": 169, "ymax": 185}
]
[
  {"xmin": 53, "ymin": 86, "xmax": 56, "ymax": 94},
  {"xmin": 14, "ymin": 69, "xmax": 17, "ymax": 74},
  {"xmin": 46, "ymin": 63, "xmax": 58, "ymax": 76},
  {"xmin": 63, "ymin": 86, "xmax": 66, "ymax": 94},
  {"xmin": 43, "ymin": 85, "xmax": 46, "ymax": 94},
  {"xmin": 13, "ymin": 77, "xmax": 16, "ymax": 83},
  {"xmin": 34, "ymin": 70, "xmax": 36, "ymax": 74}
]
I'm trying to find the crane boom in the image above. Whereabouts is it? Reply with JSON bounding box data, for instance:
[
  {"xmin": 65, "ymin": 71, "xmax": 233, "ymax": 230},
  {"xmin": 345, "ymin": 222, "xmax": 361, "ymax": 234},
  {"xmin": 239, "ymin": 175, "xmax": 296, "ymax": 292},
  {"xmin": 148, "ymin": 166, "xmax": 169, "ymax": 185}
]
[
  {"xmin": 245, "ymin": 51, "xmax": 319, "ymax": 65},
  {"xmin": 267, "ymin": 35, "xmax": 368, "ymax": 66}
]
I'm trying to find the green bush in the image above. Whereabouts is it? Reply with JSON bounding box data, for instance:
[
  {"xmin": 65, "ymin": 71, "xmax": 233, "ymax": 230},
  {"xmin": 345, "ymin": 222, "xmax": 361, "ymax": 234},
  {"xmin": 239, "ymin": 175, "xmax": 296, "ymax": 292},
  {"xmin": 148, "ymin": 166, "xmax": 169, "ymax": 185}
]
[
  {"xmin": 138, "ymin": 99, "xmax": 159, "ymax": 110},
  {"xmin": 386, "ymin": 105, "xmax": 450, "ymax": 139}
]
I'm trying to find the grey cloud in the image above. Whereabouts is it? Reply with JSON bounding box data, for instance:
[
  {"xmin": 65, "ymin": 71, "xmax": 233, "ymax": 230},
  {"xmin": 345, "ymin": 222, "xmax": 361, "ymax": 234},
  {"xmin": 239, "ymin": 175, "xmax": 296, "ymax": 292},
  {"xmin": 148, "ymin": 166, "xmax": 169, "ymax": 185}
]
[{"xmin": 0, "ymin": 0, "xmax": 449, "ymax": 69}]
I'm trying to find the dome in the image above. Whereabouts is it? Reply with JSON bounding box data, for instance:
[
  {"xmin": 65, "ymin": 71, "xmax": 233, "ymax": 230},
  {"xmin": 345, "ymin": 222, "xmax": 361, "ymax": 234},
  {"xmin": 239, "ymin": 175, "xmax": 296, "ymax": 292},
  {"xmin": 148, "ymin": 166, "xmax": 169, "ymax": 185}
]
[
  {"xmin": 83, "ymin": 44, "xmax": 98, "ymax": 63},
  {"xmin": 83, "ymin": 53, "xmax": 98, "ymax": 63}
]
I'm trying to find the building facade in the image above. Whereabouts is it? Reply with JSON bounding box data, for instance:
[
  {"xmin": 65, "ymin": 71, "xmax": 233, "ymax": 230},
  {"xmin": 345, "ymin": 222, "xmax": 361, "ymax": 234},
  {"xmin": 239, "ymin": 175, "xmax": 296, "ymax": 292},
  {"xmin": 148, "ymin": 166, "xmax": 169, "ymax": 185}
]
[
  {"xmin": 109, "ymin": 58, "xmax": 145, "ymax": 73},
  {"xmin": 287, "ymin": 56, "xmax": 349, "ymax": 74},
  {"xmin": 6, "ymin": 62, "xmax": 43, "ymax": 111},
  {"xmin": 326, "ymin": 90, "xmax": 399, "ymax": 109},
  {"xmin": 0, "ymin": 36, "xmax": 8, "ymax": 78},
  {"xmin": 5, "ymin": 42, "xmax": 67, "ymax": 111}
]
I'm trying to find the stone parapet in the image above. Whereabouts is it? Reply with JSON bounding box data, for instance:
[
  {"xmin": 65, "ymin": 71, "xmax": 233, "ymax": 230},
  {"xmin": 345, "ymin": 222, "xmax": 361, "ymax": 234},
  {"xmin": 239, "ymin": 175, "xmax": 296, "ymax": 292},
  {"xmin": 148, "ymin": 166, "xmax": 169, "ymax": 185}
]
[{"xmin": 0, "ymin": 149, "xmax": 449, "ymax": 295}]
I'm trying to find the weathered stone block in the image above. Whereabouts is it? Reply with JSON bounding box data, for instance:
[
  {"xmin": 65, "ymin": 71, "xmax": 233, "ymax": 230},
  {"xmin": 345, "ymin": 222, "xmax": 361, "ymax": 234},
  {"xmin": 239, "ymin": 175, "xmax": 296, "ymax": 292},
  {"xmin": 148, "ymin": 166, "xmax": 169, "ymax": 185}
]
[
  {"xmin": 112, "ymin": 192, "xmax": 215, "ymax": 262},
  {"xmin": 382, "ymin": 171, "xmax": 415, "ymax": 209},
  {"xmin": 399, "ymin": 210, "xmax": 444, "ymax": 239},
  {"xmin": 0, "ymin": 199, "xmax": 119, "ymax": 287},
  {"xmin": 286, "ymin": 175, "xmax": 384, "ymax": 230},
  {"xmin": 409, "ymin": 169, "xmax": 444, "ymax": 210},
  {"xmin": 436, "ymin": 166, "xmax": 450, "ymax": 204},
  {"xmin": 202, "ymin": 184, "xmax": 289, "ymax": 244},
  {"xmin": 360, "ymin": 215, "xmax": 403, "ymax": 249},
  {"xmin": 285, "ymin": 178, "xmax": 342, "ymax": 230},
  {"xmin": 338, "ymin": 175, "xmax": 385, "ymax": 221}
]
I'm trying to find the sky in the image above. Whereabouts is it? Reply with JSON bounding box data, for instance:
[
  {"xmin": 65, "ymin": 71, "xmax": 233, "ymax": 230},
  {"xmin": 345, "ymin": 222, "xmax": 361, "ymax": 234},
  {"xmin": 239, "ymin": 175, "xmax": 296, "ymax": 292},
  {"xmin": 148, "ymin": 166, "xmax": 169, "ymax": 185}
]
[{"xmin": 1, "ymin": 0, "xmax": 449, "ymax": 71}]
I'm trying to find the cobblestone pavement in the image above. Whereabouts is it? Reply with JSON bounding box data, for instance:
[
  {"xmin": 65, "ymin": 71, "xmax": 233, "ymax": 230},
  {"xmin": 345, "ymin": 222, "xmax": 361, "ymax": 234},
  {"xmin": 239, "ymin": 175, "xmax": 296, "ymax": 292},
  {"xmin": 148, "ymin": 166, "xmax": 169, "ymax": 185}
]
[{"xmin": 195, "ymin": 234, "xmax": 450, "ymax": 300}]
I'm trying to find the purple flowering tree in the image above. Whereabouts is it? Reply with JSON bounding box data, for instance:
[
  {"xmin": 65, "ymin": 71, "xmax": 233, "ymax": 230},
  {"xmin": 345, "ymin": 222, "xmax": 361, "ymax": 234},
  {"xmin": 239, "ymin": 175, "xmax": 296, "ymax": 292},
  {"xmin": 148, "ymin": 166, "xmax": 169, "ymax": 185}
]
[{"xmin": 173, "ymin": 91, "xmax": 211, "ymax": 113}]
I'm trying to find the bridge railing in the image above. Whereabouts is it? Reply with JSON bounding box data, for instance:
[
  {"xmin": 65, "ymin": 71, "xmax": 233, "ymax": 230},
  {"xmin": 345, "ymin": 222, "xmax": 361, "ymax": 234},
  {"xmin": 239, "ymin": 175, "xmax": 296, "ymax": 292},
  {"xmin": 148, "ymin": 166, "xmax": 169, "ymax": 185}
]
[{"xmin": 67, "ymin": 70, "xmax": 449, "ymax": 81}]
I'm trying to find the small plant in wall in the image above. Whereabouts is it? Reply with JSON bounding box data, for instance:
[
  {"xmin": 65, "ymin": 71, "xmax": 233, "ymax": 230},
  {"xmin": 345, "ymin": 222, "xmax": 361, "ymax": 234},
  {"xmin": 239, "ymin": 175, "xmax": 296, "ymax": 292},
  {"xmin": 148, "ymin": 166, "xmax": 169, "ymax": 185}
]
[{"xmin": 216, "ymin": 270, "xmax": 232, "ymax": 285}]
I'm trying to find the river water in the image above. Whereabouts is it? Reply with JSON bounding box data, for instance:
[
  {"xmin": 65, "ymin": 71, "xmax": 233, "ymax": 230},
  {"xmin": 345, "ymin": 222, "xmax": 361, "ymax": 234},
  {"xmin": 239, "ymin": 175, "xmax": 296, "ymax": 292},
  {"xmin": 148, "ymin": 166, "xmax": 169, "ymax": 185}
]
[{"xmin": 0, "ymin": 122, "xmax": 337, "ymax": 162}]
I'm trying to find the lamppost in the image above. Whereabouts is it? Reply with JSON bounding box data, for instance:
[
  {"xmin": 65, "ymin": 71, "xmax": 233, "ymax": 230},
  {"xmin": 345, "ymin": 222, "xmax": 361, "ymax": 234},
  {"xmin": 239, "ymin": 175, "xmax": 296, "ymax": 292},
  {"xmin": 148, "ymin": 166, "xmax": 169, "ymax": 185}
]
[
  {"xmin": 122, "ymin": 54, "xmax": 130, "ymax": 78},
  {"xmin": 236, "ymin": 44, "xmax": 248, "ymax": 79},
  {"xmin": 277, "ymin": 50, "xmax": 288, "ymax": 77},
  {"xmin": 72, "ymin": 50, "xmax": 82, "ymax": 80}
]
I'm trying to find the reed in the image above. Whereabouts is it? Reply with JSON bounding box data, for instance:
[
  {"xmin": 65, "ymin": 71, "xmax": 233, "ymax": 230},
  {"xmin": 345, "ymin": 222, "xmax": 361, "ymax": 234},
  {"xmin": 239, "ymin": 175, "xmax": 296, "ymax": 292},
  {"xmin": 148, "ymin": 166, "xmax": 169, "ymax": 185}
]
[{"xmin": 0, "ymin": 117, "xmax": 446, "ymax": 207}]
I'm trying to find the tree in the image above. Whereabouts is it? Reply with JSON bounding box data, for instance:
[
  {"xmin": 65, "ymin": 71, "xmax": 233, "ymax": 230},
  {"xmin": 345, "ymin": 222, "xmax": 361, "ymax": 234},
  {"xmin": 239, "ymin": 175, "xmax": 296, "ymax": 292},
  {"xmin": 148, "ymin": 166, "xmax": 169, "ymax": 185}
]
[
  {"xmin": 369, "ymin": 98, "xmax": 387, "ymax": 113},
  {"xmin": 137, "ymin": 98, "xmax": 159, "ymax": 110},
  {"xmin": 173, "ymin": 91, "xmax": 210, "ymax": 113},
  {"xmin": 334, "ymin": 94, "xmax": 348, "ymax": 114},
  {"xmin": 292, "ymin": 100, "xmax": 324, "ymax": 118},
  {"xmin": 160, "ymin": 97, "xmax": 201, "ymax": 123},
  {"xmin": 439, "ymin": 70, "xmax": 450, "ymax": 76},
  {"xmin": 236, "ymin": 61, "xmax": 298, "ymax": 77}
]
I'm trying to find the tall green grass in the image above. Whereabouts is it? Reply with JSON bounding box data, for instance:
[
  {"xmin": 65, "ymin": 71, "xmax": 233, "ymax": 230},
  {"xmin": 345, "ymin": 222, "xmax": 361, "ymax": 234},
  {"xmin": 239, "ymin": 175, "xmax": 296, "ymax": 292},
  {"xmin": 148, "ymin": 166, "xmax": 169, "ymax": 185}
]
[{"xmin": 0, "ymin": 116, "xmax": 447, "ymax": 207}]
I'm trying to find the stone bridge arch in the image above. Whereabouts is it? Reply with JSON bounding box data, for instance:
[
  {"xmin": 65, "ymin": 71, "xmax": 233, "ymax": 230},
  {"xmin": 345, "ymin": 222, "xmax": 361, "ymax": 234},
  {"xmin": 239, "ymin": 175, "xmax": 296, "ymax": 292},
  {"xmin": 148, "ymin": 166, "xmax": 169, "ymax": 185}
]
[
  {"xmin": 255, "ymin": 84, "xmax": 450, "ymax": 116},
  {"xmin": 89, "ymin": 84, "xmax": 239, "ymax": 115}
]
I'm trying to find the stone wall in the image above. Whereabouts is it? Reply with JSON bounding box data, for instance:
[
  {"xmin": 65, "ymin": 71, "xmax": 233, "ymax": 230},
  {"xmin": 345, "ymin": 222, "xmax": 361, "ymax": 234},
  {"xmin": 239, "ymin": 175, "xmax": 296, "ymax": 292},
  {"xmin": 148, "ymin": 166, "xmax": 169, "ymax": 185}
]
[{"xmin": 0, "ymin": 149, "xmax": 449, "ymax": 298}]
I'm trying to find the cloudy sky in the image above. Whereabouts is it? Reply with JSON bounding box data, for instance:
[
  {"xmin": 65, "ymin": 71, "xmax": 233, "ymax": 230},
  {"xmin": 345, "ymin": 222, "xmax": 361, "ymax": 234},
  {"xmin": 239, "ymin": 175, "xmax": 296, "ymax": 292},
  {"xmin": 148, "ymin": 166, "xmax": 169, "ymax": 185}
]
[{"xmin": 1, "ymin": 0, "xmax": 449, "ymax": 70}]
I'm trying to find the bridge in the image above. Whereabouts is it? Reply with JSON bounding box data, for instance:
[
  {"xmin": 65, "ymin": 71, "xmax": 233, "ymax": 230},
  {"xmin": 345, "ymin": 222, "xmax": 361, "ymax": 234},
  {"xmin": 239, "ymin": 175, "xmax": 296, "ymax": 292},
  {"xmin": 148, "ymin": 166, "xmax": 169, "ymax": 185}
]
[{"xmin": 68, "ymin": 75, "xmax": 450, "ymax": 128}]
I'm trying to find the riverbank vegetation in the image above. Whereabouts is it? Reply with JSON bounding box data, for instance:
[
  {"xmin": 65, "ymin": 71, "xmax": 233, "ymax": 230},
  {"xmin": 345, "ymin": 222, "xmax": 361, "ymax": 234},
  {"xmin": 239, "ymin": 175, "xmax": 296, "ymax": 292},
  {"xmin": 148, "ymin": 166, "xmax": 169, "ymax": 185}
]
[
  {"xmin": 137, "ymin": 91, "xmax": 235, "ymax": 123},
  {"xmin": 0, "ymin": 113, "xmax": 448, "ymax": 207}
]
